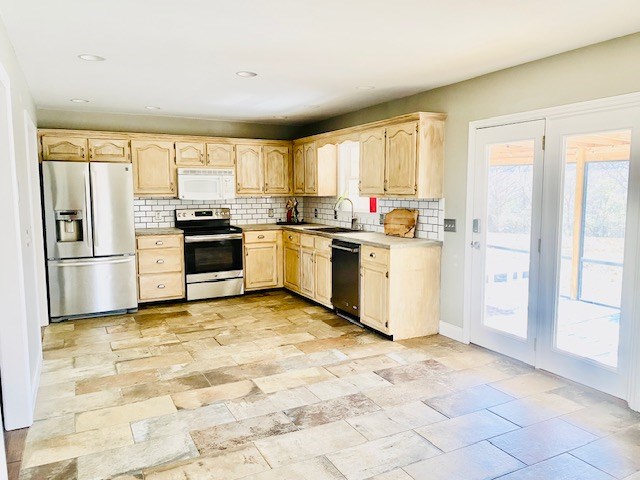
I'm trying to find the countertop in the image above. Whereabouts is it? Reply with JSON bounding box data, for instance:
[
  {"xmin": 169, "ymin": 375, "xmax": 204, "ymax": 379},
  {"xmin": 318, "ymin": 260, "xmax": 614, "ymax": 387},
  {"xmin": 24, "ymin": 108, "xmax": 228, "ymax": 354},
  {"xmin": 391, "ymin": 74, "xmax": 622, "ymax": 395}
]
[
  {"xmin": 135, "ymin": 227, "xmax": 184, "ymax": 236},
  {"xmin": 235, "ymin": 223, "xmax": 442, "ymax": 249}
]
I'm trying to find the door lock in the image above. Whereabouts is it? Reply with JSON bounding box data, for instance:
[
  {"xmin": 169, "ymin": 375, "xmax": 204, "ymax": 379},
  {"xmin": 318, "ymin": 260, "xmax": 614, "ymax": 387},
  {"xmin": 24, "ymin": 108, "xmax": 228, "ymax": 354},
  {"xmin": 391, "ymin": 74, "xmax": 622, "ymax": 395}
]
[{"xmin": 470, "ymin": 241, "xmax": 481, "ymax": 249}]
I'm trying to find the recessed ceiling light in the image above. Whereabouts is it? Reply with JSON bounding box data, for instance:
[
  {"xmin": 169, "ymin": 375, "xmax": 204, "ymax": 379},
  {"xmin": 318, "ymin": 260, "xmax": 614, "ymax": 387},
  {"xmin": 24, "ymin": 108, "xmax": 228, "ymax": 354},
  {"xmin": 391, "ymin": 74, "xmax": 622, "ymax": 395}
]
[
  {"xmin": 145, "ymin": 106, "xmax": 161, "ymax": 110},
  {"xmin": 78, "ymin": 54, "xmax": 105, "ymax": 62},
  {"xmin": 70, "ymin": 98, "xmax": 89, "ymax": 103},
  {"xmin": 356, "ymin": 86, "xmax": 375, "ymax": 90},
  {"xmin": 236, "ymin": 71, "xmax": 258, "ymax": 78}
]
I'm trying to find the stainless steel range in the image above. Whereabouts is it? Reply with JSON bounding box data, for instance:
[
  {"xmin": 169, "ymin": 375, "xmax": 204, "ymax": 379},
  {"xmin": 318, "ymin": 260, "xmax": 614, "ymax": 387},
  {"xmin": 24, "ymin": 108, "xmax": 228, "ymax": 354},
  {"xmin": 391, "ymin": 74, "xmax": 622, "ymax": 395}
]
[{"xmin": 176, "ymin": 208, "xmax": 244, "ymax": 301}]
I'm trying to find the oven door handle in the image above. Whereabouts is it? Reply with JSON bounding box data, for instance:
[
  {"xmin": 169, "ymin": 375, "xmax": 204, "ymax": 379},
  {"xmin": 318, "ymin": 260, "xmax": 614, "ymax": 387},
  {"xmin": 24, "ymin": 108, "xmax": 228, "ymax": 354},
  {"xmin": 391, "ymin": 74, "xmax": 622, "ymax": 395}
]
[{"xmin": 185, "ymin": 234, "xmax": 243, "ymax": 243}]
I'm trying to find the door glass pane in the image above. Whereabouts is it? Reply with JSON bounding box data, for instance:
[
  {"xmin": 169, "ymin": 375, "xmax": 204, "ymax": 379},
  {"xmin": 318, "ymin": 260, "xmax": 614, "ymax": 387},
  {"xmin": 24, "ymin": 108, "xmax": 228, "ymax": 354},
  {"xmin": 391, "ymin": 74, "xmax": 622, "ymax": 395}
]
[
  {"xmin": 556, "ymin": 130, "xmax": 630, "ymax": 367},
  {"xmin": 484, "ymin": 140, "xmax": 535, "ymax": 338}
]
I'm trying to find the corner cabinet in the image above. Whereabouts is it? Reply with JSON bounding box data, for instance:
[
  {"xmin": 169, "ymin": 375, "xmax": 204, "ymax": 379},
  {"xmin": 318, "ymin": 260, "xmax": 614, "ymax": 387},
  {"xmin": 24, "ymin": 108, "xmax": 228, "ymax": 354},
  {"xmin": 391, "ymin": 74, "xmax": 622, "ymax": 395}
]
[
  {"xmin": 131, "ymin": 140, "xmax": 177, "ymax": 196},
  {"xmin": 358, "ymin": 113, "xmax": 445, "ymax": 199},
  {"xmin": 236, "ymin": 143, "xmax": 292, "ymax": 196},
  {"xmin": 360, "ymin": 244, "xmax": 441, "ymax": 340},
  {"xmin": 244, "ymin": 230, "xmax": 283, "ymax": 291}
]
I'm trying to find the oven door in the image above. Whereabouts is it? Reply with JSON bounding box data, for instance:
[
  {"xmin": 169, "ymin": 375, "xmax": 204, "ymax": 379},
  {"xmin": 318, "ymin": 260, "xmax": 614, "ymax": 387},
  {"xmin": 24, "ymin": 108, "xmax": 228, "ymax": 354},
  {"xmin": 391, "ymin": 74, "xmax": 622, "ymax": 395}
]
[{"xmin": 184, "ymin": 234, "xmax": 243, "ymax": 283}]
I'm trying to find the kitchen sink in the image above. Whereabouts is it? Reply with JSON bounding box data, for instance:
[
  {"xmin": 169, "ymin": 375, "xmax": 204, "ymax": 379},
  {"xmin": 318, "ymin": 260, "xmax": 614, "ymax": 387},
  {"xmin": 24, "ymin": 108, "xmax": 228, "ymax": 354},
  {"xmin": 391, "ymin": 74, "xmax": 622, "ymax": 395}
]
[{"xmin": 312, "ymin": 227, "xmax": 359, "ymax": 233}]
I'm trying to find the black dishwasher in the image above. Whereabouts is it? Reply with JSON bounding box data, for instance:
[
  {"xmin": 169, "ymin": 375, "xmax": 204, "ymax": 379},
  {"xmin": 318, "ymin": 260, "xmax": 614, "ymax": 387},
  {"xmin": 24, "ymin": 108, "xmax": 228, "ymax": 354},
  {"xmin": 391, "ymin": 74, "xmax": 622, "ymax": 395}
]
[{"xmin": 331, "ymin": 240, "xmax": 360, "ymax": 320}]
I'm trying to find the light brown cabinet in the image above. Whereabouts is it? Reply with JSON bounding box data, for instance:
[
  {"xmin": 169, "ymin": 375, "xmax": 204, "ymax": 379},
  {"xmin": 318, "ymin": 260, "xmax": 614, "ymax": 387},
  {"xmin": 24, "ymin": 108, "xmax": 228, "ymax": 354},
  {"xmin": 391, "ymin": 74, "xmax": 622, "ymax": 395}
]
[
  {"xmin": 359, "ymin": 128, "xmax": 386, "ymax": 195},
  {"xmin": 235, "ymin": 144, "xmax": 263, "ymax": 194},
  {"xmin": 292, "ymin": 141, "xmax": 337, "ymax": 196},
  {"xmin": 244, "ymin": 230, "xmax": 282, "ymax": 291},
  {"xmin": 206, "ymin": 143, "xmax": 235, "ymax": 167},
  {"xmin": 359, "ymin": 243, "xmax": 441, "ymax": 340},
  {"xmin": 385, "ymin": 122, "xmax": 418, "ymax": 195},
  {"xmin": 131, "ymin": 140, "xmax": 177, "ymax": 196},
  {"xmin": 264, "ymin": 145, "xmax": 291, "ymax": 194},
  {"xmin": 136, "ymin": 233, "xmax": 185, "ymax": 303},
  {"xmin": 300, "ymin": 245, "xmax": 315, "ymax": 297},
  {"xmin": 41, "ymin": 135, "xmax": 87, "ymax": 161},
  {"xmin": 285, "ymin": 232, "xmax": 332, "ymax": 308},
  {"xmin": 88, "ymin": 138, "xmax": 130, "ymax": 162},
  {"xmin": 175, "ymin": 142, "xmax": 206, "ymax": 166}
]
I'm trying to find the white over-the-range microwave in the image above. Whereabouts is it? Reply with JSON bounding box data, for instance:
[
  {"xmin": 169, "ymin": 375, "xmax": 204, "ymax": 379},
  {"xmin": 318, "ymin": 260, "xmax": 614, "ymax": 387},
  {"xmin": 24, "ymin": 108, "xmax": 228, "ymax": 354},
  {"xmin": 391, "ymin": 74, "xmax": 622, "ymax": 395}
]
[{"xmin": 177, "ymin": 168, "xmax": 235, "ymax": 200}]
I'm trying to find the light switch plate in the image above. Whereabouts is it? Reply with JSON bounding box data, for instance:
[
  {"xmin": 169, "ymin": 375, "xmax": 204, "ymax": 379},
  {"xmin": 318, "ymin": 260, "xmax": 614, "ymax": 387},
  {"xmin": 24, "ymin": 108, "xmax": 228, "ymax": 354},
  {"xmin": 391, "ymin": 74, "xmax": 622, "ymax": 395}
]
[
  {"xmin": 444, "ymin": 218, "xmax": 456, "ymax": 232},
  {"xmin": 153, "ymin": 211, "xmax": 163, "ymax": 222}
]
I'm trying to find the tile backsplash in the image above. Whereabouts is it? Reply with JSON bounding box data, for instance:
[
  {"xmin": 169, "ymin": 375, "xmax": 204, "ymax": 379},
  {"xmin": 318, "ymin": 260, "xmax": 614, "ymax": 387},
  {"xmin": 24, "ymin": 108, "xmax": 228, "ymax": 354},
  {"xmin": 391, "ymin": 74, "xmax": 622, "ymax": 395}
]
[
  {"xmin": 303, "ymin": 197, "xmax": 445, "ymax": 241},
  {"xmin": 133, "ymin": 197, "xmax": 304, "ymax": 229}
]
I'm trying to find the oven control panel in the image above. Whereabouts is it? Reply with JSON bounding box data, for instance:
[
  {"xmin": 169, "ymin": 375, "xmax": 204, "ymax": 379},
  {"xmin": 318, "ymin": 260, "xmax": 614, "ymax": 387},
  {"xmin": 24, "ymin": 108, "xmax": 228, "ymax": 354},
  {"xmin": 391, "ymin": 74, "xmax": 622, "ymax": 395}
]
[{"xmin": 176, "ymin": 208, "xmax": 231, "ymax": 220}]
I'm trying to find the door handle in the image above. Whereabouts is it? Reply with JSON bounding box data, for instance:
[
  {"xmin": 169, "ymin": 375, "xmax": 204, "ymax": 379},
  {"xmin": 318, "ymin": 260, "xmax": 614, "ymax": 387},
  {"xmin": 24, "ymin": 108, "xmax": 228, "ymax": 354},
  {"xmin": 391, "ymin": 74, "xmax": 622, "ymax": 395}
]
[{"xmin": 471, "ymin": 241, "xmax": 481, "ymax": 249}]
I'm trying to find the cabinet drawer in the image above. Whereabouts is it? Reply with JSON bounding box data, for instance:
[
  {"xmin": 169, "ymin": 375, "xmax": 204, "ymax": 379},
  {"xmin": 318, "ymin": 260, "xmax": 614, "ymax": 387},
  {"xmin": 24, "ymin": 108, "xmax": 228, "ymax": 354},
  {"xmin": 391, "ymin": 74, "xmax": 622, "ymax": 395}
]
[
  {"xmin": 361, "ymin": 245, "xmax": 389, "ymax": 267},
  {"xmin": 138, "ymin": 248, "xmax": 182, "ymax": 274},
  {"xmin": 314, "ymin": 236, "xmax": 332, "ymax": 254},
  {"xmin": 283, "ymin": 231, "xmax": 300, "ymax": 245},
  {"xmin": 300, "ymin": 234, "xmax": 315, "ymax": 249},
  {"xmin": 244, "ymin": 230, "xmax": 278, "ymax": 244},
  {"xmin": 139, "ymin": 273, "xmax": 183, "ymax": 300},
  {"xmin": 137, "ymin": 235, "xmax": 182, "ymax": 250}
]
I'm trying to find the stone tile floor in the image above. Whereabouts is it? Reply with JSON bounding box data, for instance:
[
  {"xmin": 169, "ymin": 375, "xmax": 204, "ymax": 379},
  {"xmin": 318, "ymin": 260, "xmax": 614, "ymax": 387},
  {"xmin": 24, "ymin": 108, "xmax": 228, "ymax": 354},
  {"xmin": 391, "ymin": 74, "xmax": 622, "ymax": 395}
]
[{"xmin": 7, "ymin": 290, "xmax": 640, "ymax": 479}]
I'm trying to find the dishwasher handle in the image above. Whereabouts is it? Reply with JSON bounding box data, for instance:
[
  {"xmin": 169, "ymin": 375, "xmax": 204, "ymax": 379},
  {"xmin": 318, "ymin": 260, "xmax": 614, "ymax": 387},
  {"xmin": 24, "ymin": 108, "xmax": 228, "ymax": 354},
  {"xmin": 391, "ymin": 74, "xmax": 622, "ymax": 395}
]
[{"xmin": 330, "ymin": 244, "xmax": 360, "ymax": 253}]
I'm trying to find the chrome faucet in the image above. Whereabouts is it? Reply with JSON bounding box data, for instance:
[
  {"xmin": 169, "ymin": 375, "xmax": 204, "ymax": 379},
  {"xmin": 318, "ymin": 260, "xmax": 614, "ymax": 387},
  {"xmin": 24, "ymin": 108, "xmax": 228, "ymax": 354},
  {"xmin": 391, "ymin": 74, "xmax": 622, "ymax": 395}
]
[{"xmin": 334, "ymin": 197, "xmax": 358, "ymax": 230}]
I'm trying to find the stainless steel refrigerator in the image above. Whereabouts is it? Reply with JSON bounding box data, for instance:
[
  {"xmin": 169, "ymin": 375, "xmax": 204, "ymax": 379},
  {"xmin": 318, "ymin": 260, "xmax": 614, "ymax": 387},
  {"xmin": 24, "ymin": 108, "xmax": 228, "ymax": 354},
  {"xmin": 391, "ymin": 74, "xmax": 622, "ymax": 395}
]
[{"xmin": 43, "ymin": 161, "xmax": 137, "ymax": 321}]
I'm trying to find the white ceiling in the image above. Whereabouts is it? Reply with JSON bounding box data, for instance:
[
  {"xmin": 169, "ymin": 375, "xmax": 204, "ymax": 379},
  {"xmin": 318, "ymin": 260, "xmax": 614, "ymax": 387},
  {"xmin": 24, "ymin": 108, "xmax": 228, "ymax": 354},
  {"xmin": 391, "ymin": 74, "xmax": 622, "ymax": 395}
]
[{"xmin": 1, "ymin": 0, "xmax": 639, "ymax": 125}]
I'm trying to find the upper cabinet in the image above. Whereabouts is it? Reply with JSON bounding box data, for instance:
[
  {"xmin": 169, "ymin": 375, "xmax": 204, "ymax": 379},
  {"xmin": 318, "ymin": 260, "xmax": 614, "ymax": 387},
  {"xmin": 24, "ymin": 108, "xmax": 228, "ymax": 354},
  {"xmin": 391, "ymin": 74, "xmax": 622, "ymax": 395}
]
[
  {"xmin": 206, "ymin": 143, "xmax": 235, "ymax": 167},
  {"xmin": 131, "ymin": 140, "xmax": 176, "ymax": 197},
  {"xmin": 358, "ymin": 114, "xmax": 444, "ymax": 198},
  {"xmin": 41, "ymin": 135, "xmax": 87, "ymax": 161},
  {"xmin": 236, "ymin": 143, "xmax": 292, "ymax": 196},
  {"xmin": 88, "ymin": 138, "xmax": 130, "ymax": 162},
  {"xmin": 292, "ymin": 141, "xmax": 337, "ymax": 197},
  {"xmin": 175, "ymin": 142, "xmax": 205, "ymax": 166}
]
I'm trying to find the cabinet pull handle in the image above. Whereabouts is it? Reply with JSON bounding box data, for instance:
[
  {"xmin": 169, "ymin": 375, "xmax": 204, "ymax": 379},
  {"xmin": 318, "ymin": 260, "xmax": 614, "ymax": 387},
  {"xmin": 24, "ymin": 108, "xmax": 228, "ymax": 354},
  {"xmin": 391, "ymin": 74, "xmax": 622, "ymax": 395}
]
[
  {"xmin": 157, "ymin": 284, "xmax": 165, "ymax": 289},
  {"xmin": 370, "ymin": 252, "xmax": 376, "ymax": 258},
  {"xmin": 155, "ymin": 241, "xmax": 164, "ymax": 245},
  {"xmin": 156, "ymin": 259, "xmax": 165, "ymax": 264},
  {"xmin": 258, "ymin": 234, "xmax": 265, "ymax": 239}
]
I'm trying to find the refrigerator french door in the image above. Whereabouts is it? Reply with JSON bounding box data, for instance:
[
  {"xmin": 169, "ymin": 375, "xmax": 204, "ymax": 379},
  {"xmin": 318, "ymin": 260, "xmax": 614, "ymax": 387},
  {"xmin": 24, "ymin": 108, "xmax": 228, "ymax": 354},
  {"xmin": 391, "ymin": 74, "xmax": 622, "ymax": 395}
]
[{"xmin": 43, "ymin": 161, "xmax": 137, "ymax": 320}]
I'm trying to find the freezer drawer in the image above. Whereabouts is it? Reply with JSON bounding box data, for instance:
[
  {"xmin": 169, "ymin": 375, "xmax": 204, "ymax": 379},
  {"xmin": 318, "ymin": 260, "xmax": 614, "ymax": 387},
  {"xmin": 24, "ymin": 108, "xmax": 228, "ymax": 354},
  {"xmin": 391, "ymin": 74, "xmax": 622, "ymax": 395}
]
[{"xmin": 48, "ymin": 256, "xmax": 137, "ymax": 319}]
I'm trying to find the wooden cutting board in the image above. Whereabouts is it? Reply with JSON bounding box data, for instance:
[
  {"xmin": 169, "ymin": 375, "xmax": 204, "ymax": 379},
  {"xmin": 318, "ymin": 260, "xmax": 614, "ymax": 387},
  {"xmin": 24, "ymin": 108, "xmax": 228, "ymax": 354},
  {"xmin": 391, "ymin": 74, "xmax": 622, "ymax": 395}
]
[{"xmin": 384, "ymin": 208, "xmax": 418, "ymax": 238}]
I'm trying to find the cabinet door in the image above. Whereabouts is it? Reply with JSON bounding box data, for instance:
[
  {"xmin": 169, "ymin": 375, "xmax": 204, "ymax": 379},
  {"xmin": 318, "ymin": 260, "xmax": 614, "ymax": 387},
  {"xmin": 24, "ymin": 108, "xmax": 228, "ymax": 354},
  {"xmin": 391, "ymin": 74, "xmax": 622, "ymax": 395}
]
[
  {"xmin": 264, "ymin": 145, "xmax": 291, "ymax": 194},
  {"xmin": 245, "ymin": 243, "xmax": 278, "ymax": 289},
  {"xmin": 175, "ymin": 142, "xmax": 205, "ymax": 166},
  {"xmin": 293, "ymin": 144, "xmax": 305, "ymax": 194},
  {"xmin": 304, "ymin": 143, "xmax": 317, "ymax": 194},
  {"xmin": 284, "ymin": 244, "xmax": 301, "ymax": 291},
  {"xmin": 131, "ymin": 140, "xmax": 176, "ymax": 196},
  {"xmin": 300, "ymin": 248, "xmax": 315, "ymax": 297},
  {"xmin": 315, "ymin": 252, "xmax": 332, "ymax": 307},
  {"xmin": 88, "ymin": 138, "xmax": 130, "ymax": 163},
  {"xmin": 236, "ymin": 144, "xmax": 263, "ymax": 195},
  {"xmin": 41, "ymin": 135, "xmax": 87, "ymax": 161},
  {"xmin": 359, "ymin": 128, "xmax": 385, "ymax": 195},
  {"xmin": 360, "ymin": 263, "xmax": 390, "ymax": 334},
  {"xmin": 385, "ymin": 121, "xmax": 418, "ymax": 195},
  {"xmin": 207, "ymin": 143, "xmax": 235, "ymax": 167}
]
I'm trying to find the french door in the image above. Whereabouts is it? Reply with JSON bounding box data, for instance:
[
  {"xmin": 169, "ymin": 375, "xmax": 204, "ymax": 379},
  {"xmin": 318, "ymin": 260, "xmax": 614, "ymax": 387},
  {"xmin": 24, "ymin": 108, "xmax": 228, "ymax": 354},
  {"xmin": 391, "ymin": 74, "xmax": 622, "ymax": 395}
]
[
  {"xmin": 471, "ymin": 106, "xmax": 640, "ymax": 399},
  {"xmin": 470, "ymin": 120, "xmax": 545, "ymax": 365}
]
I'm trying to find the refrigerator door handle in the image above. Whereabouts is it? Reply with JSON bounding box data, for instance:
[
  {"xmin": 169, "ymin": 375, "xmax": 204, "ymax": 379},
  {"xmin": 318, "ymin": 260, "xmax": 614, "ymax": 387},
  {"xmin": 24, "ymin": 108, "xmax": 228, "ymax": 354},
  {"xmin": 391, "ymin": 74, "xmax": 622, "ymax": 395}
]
[
  {"xmin": 89, "ymin": 171, "xmax": 98, "ymax": 249},
  {"xmin": 55, "ymin": 257, "xmax": 134, "ymax": 267}
]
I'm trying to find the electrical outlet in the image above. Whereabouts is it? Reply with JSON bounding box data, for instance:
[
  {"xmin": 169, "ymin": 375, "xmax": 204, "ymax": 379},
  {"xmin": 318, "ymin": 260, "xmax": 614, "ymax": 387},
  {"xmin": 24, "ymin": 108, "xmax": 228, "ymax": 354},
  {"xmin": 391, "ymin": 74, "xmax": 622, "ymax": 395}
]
[
  {"xmin": 153, "ymin": 211, "xmax": 163, "ymax": 222},
  {"xmin": 334, "ymin": 210, "xmax": 338, "ymax": 220},
  {"xmin": 314, "ymin": 208, "xmax": 318, "ymax": 218},
  {"xmin": 267, "ymin": 208, "xmax": 274, "ymax": 218},
  {"xmin": 379, "ymin": 213, "xmax": 385, "ymax": 224},
  {"xmin": 444, "ymin": 218, "xmax": 456, "ymax": 232}
]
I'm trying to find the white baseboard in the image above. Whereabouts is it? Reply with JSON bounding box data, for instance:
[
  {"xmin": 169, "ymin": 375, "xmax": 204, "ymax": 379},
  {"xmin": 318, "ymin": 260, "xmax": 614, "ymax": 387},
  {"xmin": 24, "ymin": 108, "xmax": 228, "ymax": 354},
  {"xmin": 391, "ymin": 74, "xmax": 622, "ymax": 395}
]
[{"xmin": 439, "ymin": 321, "xmax": 466, "ymax": 343}]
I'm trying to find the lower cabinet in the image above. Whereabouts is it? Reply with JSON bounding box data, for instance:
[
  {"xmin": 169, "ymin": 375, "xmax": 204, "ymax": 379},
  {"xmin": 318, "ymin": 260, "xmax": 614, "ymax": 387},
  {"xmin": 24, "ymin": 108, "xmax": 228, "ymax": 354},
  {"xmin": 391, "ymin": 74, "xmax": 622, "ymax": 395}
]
[
  {"xmin": 300, "ymin": 246, "xmax": 315, "ymax": 297},
  {"xmin": 136, "ymin": 233, "xmax": 185, "ymax": 303},
  {"xmin": 360, "ymin": 244, "xmax": 441, "ymax": 340},
  {"xmin": 285, "ymin": 232, "xmax": 332, "ymax": 309},
  {"xmin": 243, "ymin": 230, "xmax": 283, "ymax": 291},
  {"xmin": 314, "ymin": 249, "xmax": 332, "ymax": 307}
]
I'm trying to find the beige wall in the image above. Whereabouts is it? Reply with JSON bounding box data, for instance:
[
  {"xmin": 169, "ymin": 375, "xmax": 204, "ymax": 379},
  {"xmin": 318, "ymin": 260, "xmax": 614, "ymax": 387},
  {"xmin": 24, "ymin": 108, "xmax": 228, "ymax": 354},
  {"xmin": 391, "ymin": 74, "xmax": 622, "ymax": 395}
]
[
  {"xmin": 37, "ymin": 108, "xmax": 299, "ymax": 140},
  {"xmin": 298, "ymin": 32, "xmax": 640, "ymax": 329}
]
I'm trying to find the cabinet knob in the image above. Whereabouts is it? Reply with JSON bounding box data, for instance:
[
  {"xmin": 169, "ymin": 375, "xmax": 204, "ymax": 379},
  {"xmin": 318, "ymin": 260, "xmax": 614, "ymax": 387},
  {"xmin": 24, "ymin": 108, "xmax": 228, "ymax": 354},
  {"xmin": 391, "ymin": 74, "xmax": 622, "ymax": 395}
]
[
  {"xmin": 155, "ymin": 241, "xmax": 164, "ymax": 245},
  {"xmin": 370, "ymin": 252, "xmax": 376, "ymax": 258},
  {"xmin": 288, "ymin": 235, "xmax": 293, "ymax": 240},
  {"xmin": 156, "ymin": 259, "xmax": 165, "ymax": 264},
  {"xmin": 258, "ymin": 234, "xmax": 265, "ymax": 239},
  {"xmin": 157, "ymin": 284, "xmax": 165, "ymax": 289}
]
